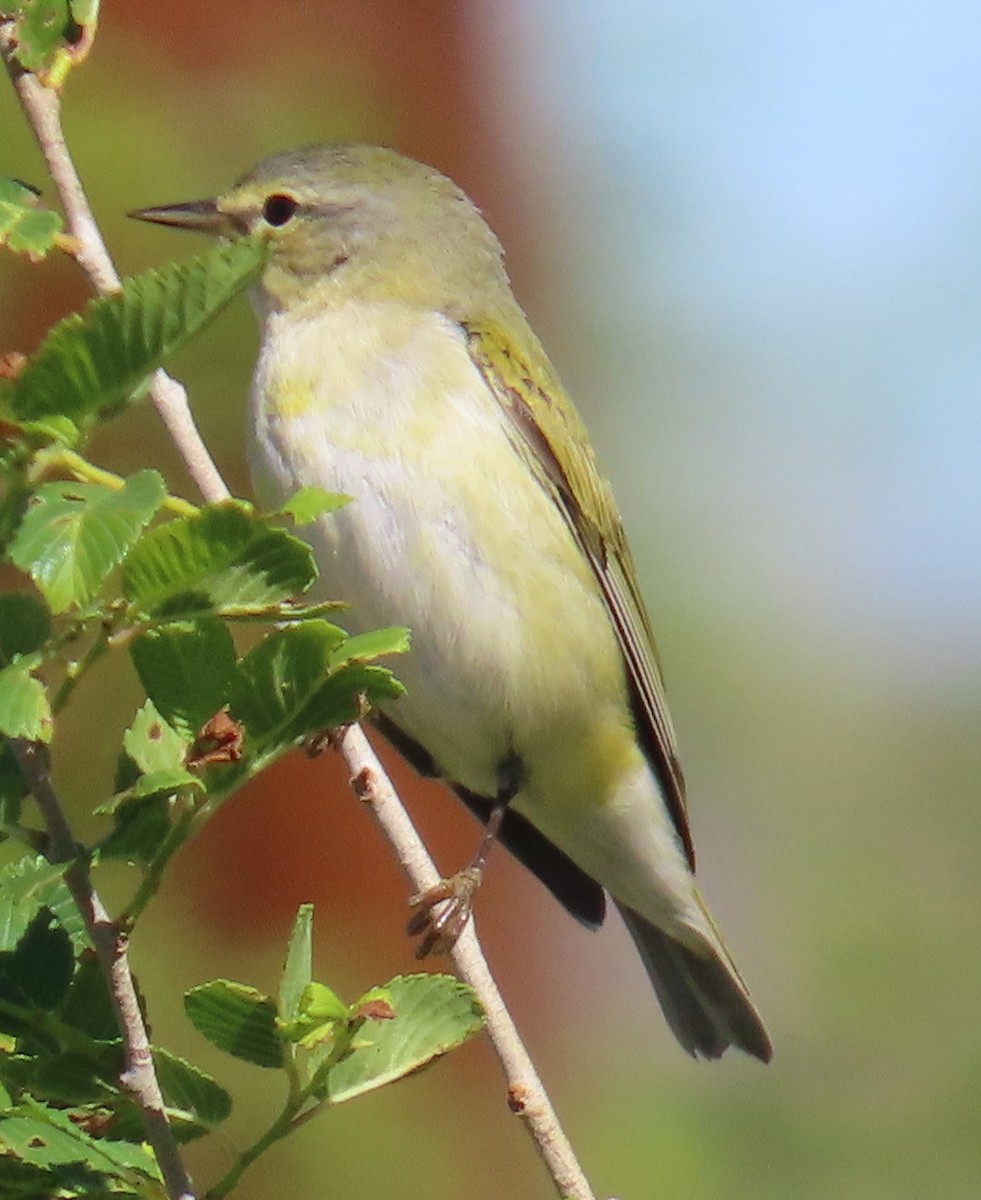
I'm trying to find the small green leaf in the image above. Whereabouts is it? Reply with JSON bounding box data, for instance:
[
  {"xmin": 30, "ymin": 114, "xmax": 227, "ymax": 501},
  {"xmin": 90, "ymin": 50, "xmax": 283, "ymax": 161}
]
[
  {"xmin": 129, "ymin": 617, "xmax": 236, "ymax": 738},
  {"xmin": 8, "ymin": 470, "xmax": 166, "ymax": 612},
  {"xmin": 279, "ymin": 903, "xmax": 313, "ymax": 1023},
  {"xmin": 0, "ymin": 593, "xmax": 51, "ymax": 666},
  {"xmin": 0, "ymin": 178, "xmax": 63, "ymax": 258},
  {"xmin": 276, "ymin": 486, "xmax": 349, "ymax": 526},
  {"xmin": 122, "ymin": 699, "xmax": 190, "ymax": 775},
  {"xmin": 153, "ymin": 1047, "xmax": 232, "ymax": 1134},
  {"xmin": 228, "ymin": 623, "xmax": 403, "ymax": 766},
  {"xmin": 0, "ymin": 856, "xmax": 68, "ymax": 953},
  {"xmin": 0, "ymin": 659, "xmax": 51, "ymax": 741},
  {"xmin": 299, "ymin": 982, "xmax": 350, "ymax": 1024},
  {"xmin": 328, "ymin": 626, "xmax": 410, "ymax": 667},
  {"xmin": 324, "ymin": 974, "xmax": 484, "ymax": 1103},
  {"xmin": 228, "ymin": 620, "xmax": 346, "ymax": 752},
  {"xmin": 122, "ymin": 501, "xmax": 316, "ymax": 617},
  {"xmin": 184, "ymin": 980, "xmax": 284, "ymax": 1068},
  {"xmin": 68, "ymin": 0, "xmax": 98, "ymax": 25},
  {"xmin": 10, "ymin": 238, "xmax": 265, "ymax": 425},
  {"xmin": 11, "ymin": 1, "xmax": 73, "ymax": 75}
]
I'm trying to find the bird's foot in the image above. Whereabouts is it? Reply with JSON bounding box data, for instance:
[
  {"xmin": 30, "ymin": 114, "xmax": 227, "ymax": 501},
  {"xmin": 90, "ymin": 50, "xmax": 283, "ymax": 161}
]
[{"xmin": 407, "ymin": 867, "xmax": 483, "ymax": 958}]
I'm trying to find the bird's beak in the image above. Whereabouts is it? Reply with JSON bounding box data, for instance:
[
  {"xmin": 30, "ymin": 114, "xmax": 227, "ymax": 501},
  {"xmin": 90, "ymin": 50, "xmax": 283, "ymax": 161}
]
[{"xmin": 129, "ymin": 198, "xmax": 234, "ymax": 236}]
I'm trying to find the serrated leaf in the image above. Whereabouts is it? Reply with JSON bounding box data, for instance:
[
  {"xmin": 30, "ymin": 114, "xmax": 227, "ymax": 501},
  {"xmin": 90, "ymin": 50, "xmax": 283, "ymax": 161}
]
[
  {"xmin": 153, "ymin": 1047, "xmax": 231, "ymax": 1133},
  {"xmin": 0, "ymin": 593, "xmax": 51, "ymax": 666},
  {"xmin": 279, "ymin": 904, "xmax": 313, "ymax": 1023},
  {"xmin": 0, "ymin": 178, "xmax": 63, "ymax": 258},
  {"xmin": 8, "ymin": 471, "xmax": 166, "ymax": 612},
  {"xmin": 227, "ymin": 623, "xmax": 404, "ymax": 763},
  {"xmin": 121, "ymin": 699, "xmax": 189, "ymax": 775},
  {"xmin": 0, "ymin": 659, "xmax": 51, "ymax": 741},
  {"xmin": 129, "ymin": 617, "xmax": 236, "ymax": 738},
  {"xmin": 276, "ymin": 486, "xmax": 349, "ymax": 526},
  {"xmin": 0, "ymin": 856, "xmax": 67, "ymax": 953},
  {"xmin": 227, "ymin": 621, "xmax": 346, "ymax": 752},
  {"xmin": 0, "ymin": 1096, "xmax": 161, "ymax": 1180},
  {"xmin": 324, "ymin": 974, "xmax": 484, "ymax": 1103},
  {"xmin": 121, "ymin": 501, "xmax": 316, "ymax": 617},
  {"xmin": 0, "ymin": 855, "xmax": 87, "ymax": 953},
  {"xmin": 9, "ymin": 238, "xmax": 265, "ymax": 424},
  {"xmin": 184, "ymin": 980, "xmax": 284, "ymax": 1069},
  {"xmin": 328, "ymin": 626, "xmax": 410, "ymax": 667}
]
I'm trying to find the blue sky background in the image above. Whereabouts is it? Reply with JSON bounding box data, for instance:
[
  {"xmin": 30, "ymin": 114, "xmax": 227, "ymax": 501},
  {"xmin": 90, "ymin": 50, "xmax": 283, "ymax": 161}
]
[{"xmin": 480, "ymin": 1, "xmax": 981, "ymax": 688}]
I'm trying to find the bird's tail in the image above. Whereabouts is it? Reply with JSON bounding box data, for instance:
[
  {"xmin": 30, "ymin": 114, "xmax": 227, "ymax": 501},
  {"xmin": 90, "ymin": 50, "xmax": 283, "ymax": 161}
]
[{"xmin": 616, "ymin": 902, "xmax": 772, "ymax": 1062}]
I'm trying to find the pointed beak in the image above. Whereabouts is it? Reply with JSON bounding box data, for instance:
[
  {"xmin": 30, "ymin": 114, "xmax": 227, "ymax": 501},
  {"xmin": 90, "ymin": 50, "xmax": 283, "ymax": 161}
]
[{"xmin": 128, "ymin": 198, "xmax": 235, "ymax": 236}]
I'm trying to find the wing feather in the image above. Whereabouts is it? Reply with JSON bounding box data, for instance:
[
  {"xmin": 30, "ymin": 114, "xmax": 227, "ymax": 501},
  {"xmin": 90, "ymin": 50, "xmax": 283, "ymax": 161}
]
[{"xmin": 464, "ymin": 318, "xmax": 695, "ymax": 868}]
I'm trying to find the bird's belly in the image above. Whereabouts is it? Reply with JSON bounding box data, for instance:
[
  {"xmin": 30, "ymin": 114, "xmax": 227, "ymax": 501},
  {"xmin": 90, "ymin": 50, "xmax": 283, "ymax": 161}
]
[{"xmin": 248, "ymin": 314, "xmax": 628, "ymax": 801}]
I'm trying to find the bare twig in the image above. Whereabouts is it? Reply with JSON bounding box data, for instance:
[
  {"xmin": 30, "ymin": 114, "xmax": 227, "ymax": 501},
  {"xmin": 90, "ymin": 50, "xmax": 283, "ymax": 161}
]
[
  {"xmin": 342, "ymin": 725, "xmax": 598, "ymax": 1200},
  {"xmin": 1, "ymin": 23, "xmax": 229, "ymax": 507},
  {"xmin": 10, "ymin": 741, "xmax": 195, "ymax": 1200},
  {"xmin": 3, "ymin": 21, "xmax": 597, "ymax": 1198}
]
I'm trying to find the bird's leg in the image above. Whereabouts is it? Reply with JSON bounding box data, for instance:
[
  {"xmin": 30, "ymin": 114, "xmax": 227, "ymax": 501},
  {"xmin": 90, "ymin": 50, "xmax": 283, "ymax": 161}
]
[{"xmin": 407, "ymin": 751, "xmax": 524, "ymax": 958}]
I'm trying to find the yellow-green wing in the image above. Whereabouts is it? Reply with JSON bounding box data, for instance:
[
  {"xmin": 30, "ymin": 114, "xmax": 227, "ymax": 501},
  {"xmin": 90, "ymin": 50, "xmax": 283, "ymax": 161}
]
[{"xmin": 464, "ymin": 317, "xmax": 695, "ymax": 868}]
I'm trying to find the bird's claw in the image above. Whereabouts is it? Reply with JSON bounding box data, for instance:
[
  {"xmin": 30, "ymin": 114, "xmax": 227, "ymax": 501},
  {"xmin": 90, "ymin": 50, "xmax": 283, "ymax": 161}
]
[{"xmin": 407, "ymin": 867, "xmax": 483, "ymax": 958}]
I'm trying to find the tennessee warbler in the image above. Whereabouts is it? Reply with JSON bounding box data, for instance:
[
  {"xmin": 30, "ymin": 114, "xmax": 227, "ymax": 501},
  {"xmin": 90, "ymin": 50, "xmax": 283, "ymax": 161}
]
[{"xmin": 133, "ymin": 144, "xmax": 771, "ymax": 1061}]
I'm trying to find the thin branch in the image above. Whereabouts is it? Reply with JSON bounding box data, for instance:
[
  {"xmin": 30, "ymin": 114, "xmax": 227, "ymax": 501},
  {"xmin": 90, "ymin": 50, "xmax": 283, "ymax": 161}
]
[
  {"xmin": 341, "ymin": 725, "xmax": 598, "ymax": 1200},
  {"xmin": 1, "ymin": 24, "xmax": 229, "ymax": 507},
  {"xmin": 10, "ymin": 741, "xmax": 195, "ymax": 1200},
  {"xmin": 3, "ymin": 21, "xmax": 597, "ymax": 1198}
]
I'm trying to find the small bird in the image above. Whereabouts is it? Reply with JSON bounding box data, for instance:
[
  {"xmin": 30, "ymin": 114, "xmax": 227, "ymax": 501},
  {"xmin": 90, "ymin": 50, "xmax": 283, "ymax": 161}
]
[{"xmin": 133, "ymin": 144, "xmax": 772, "ymax": 1061}]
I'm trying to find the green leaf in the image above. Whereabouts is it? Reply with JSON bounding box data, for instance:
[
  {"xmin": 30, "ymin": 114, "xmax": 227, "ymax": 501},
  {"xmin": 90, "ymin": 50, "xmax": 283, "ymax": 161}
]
[
  {"xmin": 9, "ymin": 238, "xmax": 265, "ymax": 425},
  {"xmin": 0, "ymin": 856, "xmax": 67, "ymax": 952},
  {"xmin": 121, "ymin": 501, "xmax": 316, "ymax": 617},
  {"xmin": 0, "ymin": 593, "xmax": 51, "ymax": 666},
  {"xmin": 276, "ymin": 486, "xmax": 349, "ymax": 526},
  {"xmin": 68, "ymin": 0, "xmax": 98, "ymax": 25},
  {"xmin": 153, "ymin": 1047, "xmax": 231, "ymax": 1134},
  {"xmin": 0, "ymin": 1096, "xmax": 161, "ymax": 1181},
  {"xmin": 0, "ymin": 659, "xmax": 51, "ymax": 741},
  {"xmin": 0, "ymin": 855, "xmax": 86, "ymax": 954},
  {"xmin": 10, "ymin": 1, "xmax": 73, "ymax": 74},
  {"xmin": 278, "ymin": 903, "xmax": 313, "ymax": 1024},
  {"xmin": 8, "ymin": 471, "xmax": 166, "ymax": 612},
  {"xmin": 328, "ymin": 626, "xmax": 410, "ymax": 667},
  {"xmin": 0, "ymin": 908, "xmax": 73, "ymax": 1017},
  {"xmin": 0, "ymin": 178, "xmax": 63, "ymax": 258},
  {"xmin": 184, "ymin": 980, "xmax": 284, "ymax": 1069},
  {"xmin": 0, "ymin": 743, "xmax": 27, "ymax": 828},
  {"xmin": 57, "ymin": 953, "xmax": 118, "ymax": 1041},
  {"xmin": 228, "ymin": 621, "xmax": 345, "ymax": 751},
  {"xmin": 96, "ymin": 794, "xmax": 173, "ymax": 864},
  {"xmin": 324, "ymin": 974, "xmax": 484, "ymax": 1103},
  {"xmin": 228, "ymin": 622, "xmax": 403, "ymax": 765},
  {"xmin": 129, "ymin": 617, "xmax": 236, "ymax": 738},
  {"xmin": 121, "ymin": 699, "xmax": 189, "ymax": 775}
]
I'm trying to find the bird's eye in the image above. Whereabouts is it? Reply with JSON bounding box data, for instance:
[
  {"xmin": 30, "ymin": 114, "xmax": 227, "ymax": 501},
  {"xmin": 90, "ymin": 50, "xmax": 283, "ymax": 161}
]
[{"xmin": 262, "ymin": 193, "xmax": 298, "ymax": 227}]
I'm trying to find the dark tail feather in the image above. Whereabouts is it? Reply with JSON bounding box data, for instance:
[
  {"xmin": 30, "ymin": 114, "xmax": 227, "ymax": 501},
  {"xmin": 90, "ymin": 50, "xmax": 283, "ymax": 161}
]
[{"xmin": 617, "ymin": 904, "xmax": 772, "ymax": 1062}]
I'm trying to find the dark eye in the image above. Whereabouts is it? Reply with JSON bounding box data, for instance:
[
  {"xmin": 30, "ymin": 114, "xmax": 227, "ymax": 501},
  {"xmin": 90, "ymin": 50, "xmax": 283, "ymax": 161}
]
[{"xmin": 262, "ymin": 193, "xmax": 298, "ymax": 227}]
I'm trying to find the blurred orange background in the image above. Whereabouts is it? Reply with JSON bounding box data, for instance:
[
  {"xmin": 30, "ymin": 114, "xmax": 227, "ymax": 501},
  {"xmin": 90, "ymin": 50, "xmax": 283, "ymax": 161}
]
[{"xmin": 3, "ymin": 2, "xmax": 981, "ymax": 1198}]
